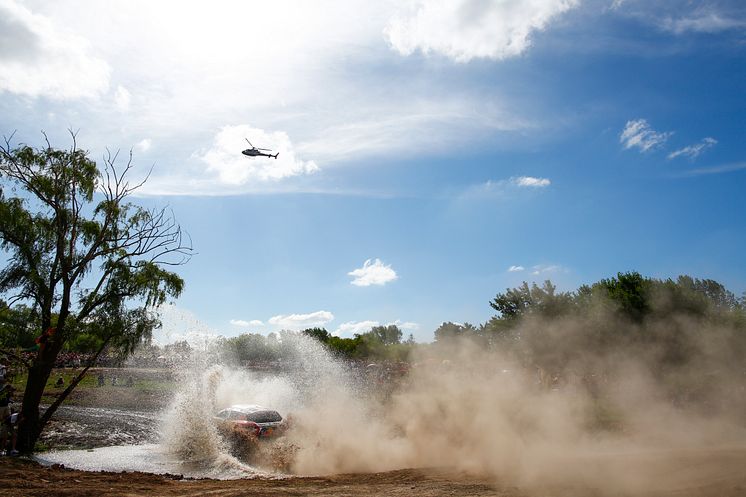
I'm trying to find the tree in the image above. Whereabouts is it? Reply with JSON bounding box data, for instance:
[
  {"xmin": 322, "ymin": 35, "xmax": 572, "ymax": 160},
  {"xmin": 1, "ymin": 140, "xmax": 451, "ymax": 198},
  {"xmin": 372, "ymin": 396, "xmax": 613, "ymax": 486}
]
[
  {"xmin": 367, "ymin": 324, "xmax": 402, "ymax": 346},
  {"xmin": 302, "ymin": 327, "xmax": 331, "ymax": 344},
  {"xmin": 490, "ymin": 280, "xmax": 575, "ymax": 320},
  {"xmin": 0, "ymin": 132, "xmax": 191, "ymax": 452},
  {"xmin": 0, "ymin": 301, "xmax": 36, "ymax": 350},
  {"xmin": 433, "ymin": 321, "xmax": 478, "ymax": 343},
  {"xmin": 591, "ymin": 272, "xmax": 651, "ymax": 323}
]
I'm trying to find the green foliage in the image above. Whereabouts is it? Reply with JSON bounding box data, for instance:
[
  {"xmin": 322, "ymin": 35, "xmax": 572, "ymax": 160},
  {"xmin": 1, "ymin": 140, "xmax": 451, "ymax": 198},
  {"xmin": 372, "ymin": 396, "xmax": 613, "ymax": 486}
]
[
  {"xmin": 433, "ymin": 321, "xmax": 479, "ymax": 342},
  {"xmin": 302, "ymin": 327, "xmax": 331, "ymax": 343},
  {"xmin": 0, "ymin": 301, "xmax": 36, "ymax": 349},
  {"xmin": 481, "ymin": 272, "xmax": 746, "ymax": 408},
  {"xmin": 490, "ymin": 280, "xmax": 575, "ymax": 320},
  {"xmin": 326, "ymin": 335, "xmax": 362, "ymax": 356},
  {"xmin": 65, "ymin": 332, "xmax": 104, "ymax": 354},
  {"xmin": 0, "ymin": 132, "xmax": 192, "ymax": 451},
  {"xmin": 592, "ymin": 272, "xmax": 651, "ymax": 322},
  {"xmin": 366, "ymin": 324, "xmax": 403, "ymax": 346}
]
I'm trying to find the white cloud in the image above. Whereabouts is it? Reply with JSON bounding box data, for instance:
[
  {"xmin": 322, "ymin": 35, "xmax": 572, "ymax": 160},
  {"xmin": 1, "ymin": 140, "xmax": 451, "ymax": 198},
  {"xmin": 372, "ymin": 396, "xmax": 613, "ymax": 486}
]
[
  {"xmin": 230, "ymin": 319, "xmax": 264, "ymax": 327},
  {"xmin": 667, "ymin": 137, "xmax": 717, "ymax": 160},
  {"xmin": 508, "ymin": 265, "xmax": 525, "ymax": 272},
  {"xmin": 334, "ymin": 320, "xmax": 379, "ymax": 337},
  {"xmin": 385, "ymin": 0, "xmax": 580, "ymax": 62},
  {"xmin": 530, "ymin": 264, "xmax": 565, "ymax": 275},
  {"xmin": 333, "ymin": 318, "xmax": 420, "ymax": 337},
  {"xmin": 297, "ymin": 98, "xmax": 531, "ymax": 164},
  {"xmin": 620, "ymin": 119, "xmax": 672, "ymax": 153},
  {"xmin": 661, "ymin": 12, "xmax": 746, "ymax": 34},
  {"xmin": 0, "ymin": 0, "xmax": 109, "ymax": 99},
  {"xmin": 334, "ymin": 319, "xmax": 419, "ymax": 337},
  {"xmin": 460, "ymin": 175, "xmax": 552, "ymax": 200},
  {"xmin": 199, "ymin": 124, "xmax": 319, "ymax": 186},
  {"xmin": 114, "ymin": 85, "xmax": 131, "ymax": 111},
  {"xmin": 512, "ymin": 176, "xmax": 551, "ymax": 188},
  {"xmin": 389, "ymin": 319, "xmax": 419, "ymax": 331},
  {"xmin": 4, "ymin": 2, "xmax": 539, "ymax": 196},
  {"xmin": 348, "ymin": 258, "xmax": 398, "ymax": 287},
  {"xmin": 268, "ymin": 310, "xmax": 334, "ymax": 330},
  {"xmin": 135, "ymin": 138, "xmax": 152, "ymax": 153}
]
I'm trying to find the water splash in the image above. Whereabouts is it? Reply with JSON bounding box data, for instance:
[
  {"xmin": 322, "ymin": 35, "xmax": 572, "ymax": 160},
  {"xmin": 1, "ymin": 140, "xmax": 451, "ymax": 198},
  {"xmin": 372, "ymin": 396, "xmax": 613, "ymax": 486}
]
[{"xmin": 158, "ymin": 332, "xmax": 358, "ymax": 474}]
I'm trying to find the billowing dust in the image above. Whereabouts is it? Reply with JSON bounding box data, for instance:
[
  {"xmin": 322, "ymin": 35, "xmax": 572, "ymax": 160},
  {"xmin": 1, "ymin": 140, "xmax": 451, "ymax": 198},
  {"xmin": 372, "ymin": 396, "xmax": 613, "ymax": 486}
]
[{"xmin": 161, "ymin": 325, "xmax": 746, "ymax": 493}]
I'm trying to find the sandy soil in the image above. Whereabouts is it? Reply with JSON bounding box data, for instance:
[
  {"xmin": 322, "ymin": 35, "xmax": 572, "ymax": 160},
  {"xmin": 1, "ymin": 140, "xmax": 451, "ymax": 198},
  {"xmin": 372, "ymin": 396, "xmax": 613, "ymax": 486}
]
[
  {"xmin": 3, "ymin": 449, "xmax": 746, "ymax": 497},
  {"xmin": 1, "ymin": 460, "xmax": 507, "ymax": 497}
]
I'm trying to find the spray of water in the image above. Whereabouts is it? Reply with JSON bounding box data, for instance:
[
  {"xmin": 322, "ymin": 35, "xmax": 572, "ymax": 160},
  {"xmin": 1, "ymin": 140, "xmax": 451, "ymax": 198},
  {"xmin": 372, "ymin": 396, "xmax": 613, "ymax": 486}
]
[{"xmin": 159, "ymin": 332, "xmax": 362, "ymax": 475}]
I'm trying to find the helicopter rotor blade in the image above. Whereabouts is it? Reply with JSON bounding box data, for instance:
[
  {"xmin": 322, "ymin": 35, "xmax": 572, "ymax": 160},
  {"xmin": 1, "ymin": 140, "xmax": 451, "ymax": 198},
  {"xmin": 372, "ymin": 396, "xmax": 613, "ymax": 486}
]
[
  {"xmin": 257, "ymin": 148, "xmax": 272, "ymax": 151},
  {"xmin": 245, "ymin": 138, "xmax": 254, "ymax": 147}
]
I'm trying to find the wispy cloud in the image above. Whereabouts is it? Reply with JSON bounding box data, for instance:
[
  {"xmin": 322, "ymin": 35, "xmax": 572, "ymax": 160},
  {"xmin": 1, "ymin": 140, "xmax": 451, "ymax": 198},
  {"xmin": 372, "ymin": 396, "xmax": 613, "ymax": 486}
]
[
  {"xmin": 334, "ymin": 319, "xmax": 418, "ymax": 337},
  {"xmin": 460, "ymin": 175, "xmax": 552, "ymax": 200},
  {"xmin": 348, "ymin": 259, "xmax": 398, "ymax": 287},
  {"xmin": 620, "ymin": 119, "xmax": 673, "ymax": 152},
  {"xmin": 135, "ymin": 138, "xmax": 152, "ymax": 153},
  {"xmin": 677, "ymin": 162, "xmax": 746, "ymax": 177},
  {"xmin": 530, "ymin": 264, "xmax": 566, "ymax": 276},
  {"xmin": 667, "ymin": 137, "xmax": 717, "ymax": 160},
  {"xmin": 611, "ymin": 3, "xmax": 746, "ymax": 36},
  {"xmin": 114, "ymin": 85, "xmax": 131, "ymax": 111},
  {"xmin": 390, "ymin": 319, "xmax": 419, "ymax": 331},
  {"xmin": 508, "ymin": 265, "xmax": 525, "ymax": 272},
  {"xmin": 297, "ymin": 98, "xmax": 532, "ymax": 164},
  {"xmin": 0, "ymin": 0, "xmax": 110, "ymax": 99},
  {"xmin": 512, "ymin": 176, "xmax": 551, "ymax": 188},
  {"xmin": 268, "ymin": 311, "xmax": 334, "ymax": 330},
  {"xmin": 385, "ymin": 0, "xmax": 580, "ymax": 62},
  {"xmin": 660, "ymin": 12, "xmax": 746, "ymax": 34},
  {"xmin": 334, "ymin": 320, "xmax": 379, "ymax": 337},
  {"xmin": 230, "ymin": 319, "xmax": 264, "ymax": 327},
  {"xmin": 332, "ymin": 319, "xmax": 420, "ymax": 337}
]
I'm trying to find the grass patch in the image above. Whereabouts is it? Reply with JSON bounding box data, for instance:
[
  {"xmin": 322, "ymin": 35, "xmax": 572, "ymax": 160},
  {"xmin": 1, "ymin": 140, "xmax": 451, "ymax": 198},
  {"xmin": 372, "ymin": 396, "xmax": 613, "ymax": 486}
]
[{"xmin": 8, "ymin": 368, "xmax": 176, "ymax": 408}]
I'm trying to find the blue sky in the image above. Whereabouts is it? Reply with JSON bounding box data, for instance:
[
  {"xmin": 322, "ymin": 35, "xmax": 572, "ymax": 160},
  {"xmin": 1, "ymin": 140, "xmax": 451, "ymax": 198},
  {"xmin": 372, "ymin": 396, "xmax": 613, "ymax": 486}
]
[{"xmin": 1, "ymin": 0, "xmax": 744, "ymax": 342}]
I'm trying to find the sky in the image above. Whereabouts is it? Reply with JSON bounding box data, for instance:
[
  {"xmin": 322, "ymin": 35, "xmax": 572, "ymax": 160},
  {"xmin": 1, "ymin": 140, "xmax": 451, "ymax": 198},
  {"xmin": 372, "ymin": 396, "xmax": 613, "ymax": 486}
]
[{"xmin": 1, "ymin": 0, "xmax": 744, "ymax": 343}]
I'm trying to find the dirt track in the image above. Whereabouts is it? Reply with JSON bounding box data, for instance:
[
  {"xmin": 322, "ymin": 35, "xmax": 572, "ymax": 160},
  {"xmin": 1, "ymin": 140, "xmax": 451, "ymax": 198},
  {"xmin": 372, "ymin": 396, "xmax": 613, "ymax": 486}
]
[
  {"xmin": 3, "ymin": 448, "xmax": 746, "ymax": 497},
  {"xmin": 7, "ymin": 368, "xmax": 746, "ymax": 496},
  {"xmin": 1, "ymin": 460, "xmax": 505, "ymax": 497}
]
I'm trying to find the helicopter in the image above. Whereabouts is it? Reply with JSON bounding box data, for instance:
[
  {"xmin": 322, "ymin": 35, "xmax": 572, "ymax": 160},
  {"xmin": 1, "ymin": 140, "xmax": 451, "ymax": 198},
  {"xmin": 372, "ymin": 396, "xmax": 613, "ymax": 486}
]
[{"xmin": 242, "ymin": 138, "xmax": 278, "ymax": 159}]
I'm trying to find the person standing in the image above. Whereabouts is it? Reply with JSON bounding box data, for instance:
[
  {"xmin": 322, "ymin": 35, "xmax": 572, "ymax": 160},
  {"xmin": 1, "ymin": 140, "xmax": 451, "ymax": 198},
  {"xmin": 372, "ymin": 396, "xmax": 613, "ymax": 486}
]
[{"xmin": 0, "ymin": 381, "xmax": 12, "ymax": 455}]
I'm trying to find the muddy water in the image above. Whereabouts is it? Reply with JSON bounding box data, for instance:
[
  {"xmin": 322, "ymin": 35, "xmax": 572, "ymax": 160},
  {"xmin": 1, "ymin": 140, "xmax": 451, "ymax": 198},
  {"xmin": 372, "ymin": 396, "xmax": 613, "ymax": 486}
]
[
  {"xmin": 38, "ymin": 404, "xmax": 274, "ymax": 479},
  {"xmin": 37, "ymin": 444, "xmax": 274, "ymax": 479},
  {"xmin": 38, "ymin": 337, "xmax": 356, "ymax": 479},
  {"xmin": 42, "ymin": 405, "xmax": 158, "ymax": 448}
]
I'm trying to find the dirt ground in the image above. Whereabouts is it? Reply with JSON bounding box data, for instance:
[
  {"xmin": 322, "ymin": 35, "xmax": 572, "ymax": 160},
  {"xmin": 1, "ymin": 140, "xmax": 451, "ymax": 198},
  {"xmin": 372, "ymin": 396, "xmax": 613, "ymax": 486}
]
[{"xmin": 3, "ymin": 449, "xmax": 746, "ymax": 497}]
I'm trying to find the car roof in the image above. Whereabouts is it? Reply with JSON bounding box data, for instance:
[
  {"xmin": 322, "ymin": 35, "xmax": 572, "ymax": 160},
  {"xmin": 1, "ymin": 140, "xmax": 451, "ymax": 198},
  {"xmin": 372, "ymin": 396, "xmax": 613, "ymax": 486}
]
[{"xmin": 223, "ymin": 404, "xmax": 276, "ymax": 414}]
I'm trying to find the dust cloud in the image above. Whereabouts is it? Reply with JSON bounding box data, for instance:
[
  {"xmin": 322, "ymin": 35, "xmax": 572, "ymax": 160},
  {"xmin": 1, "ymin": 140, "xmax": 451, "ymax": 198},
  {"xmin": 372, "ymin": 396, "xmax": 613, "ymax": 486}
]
[{"xmin": 162, "ymin": 316, "xmax": 746, "ymax": 493}]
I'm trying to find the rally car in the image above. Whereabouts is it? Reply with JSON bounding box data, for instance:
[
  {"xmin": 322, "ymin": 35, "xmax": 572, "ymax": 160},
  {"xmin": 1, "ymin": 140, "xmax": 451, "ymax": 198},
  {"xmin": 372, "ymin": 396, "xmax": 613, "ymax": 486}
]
[{"xmin": 214, "ymin": 404, "xmax": 286, "ymax": 438}]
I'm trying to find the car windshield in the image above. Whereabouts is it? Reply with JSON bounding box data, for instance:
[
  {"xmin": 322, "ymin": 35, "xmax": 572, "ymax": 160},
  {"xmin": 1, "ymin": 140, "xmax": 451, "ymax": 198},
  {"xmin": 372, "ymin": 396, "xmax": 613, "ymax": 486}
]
[{"xmin": 237, "ymin": 410, "xmax": 282, "ymax": 423}]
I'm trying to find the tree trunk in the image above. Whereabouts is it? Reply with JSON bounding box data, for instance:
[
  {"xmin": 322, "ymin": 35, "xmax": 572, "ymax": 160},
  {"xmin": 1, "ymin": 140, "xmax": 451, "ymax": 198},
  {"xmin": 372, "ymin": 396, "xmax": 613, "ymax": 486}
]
[{"xmin": 16, "ymin": 335, "xmax": 65, "ymax": 453}]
